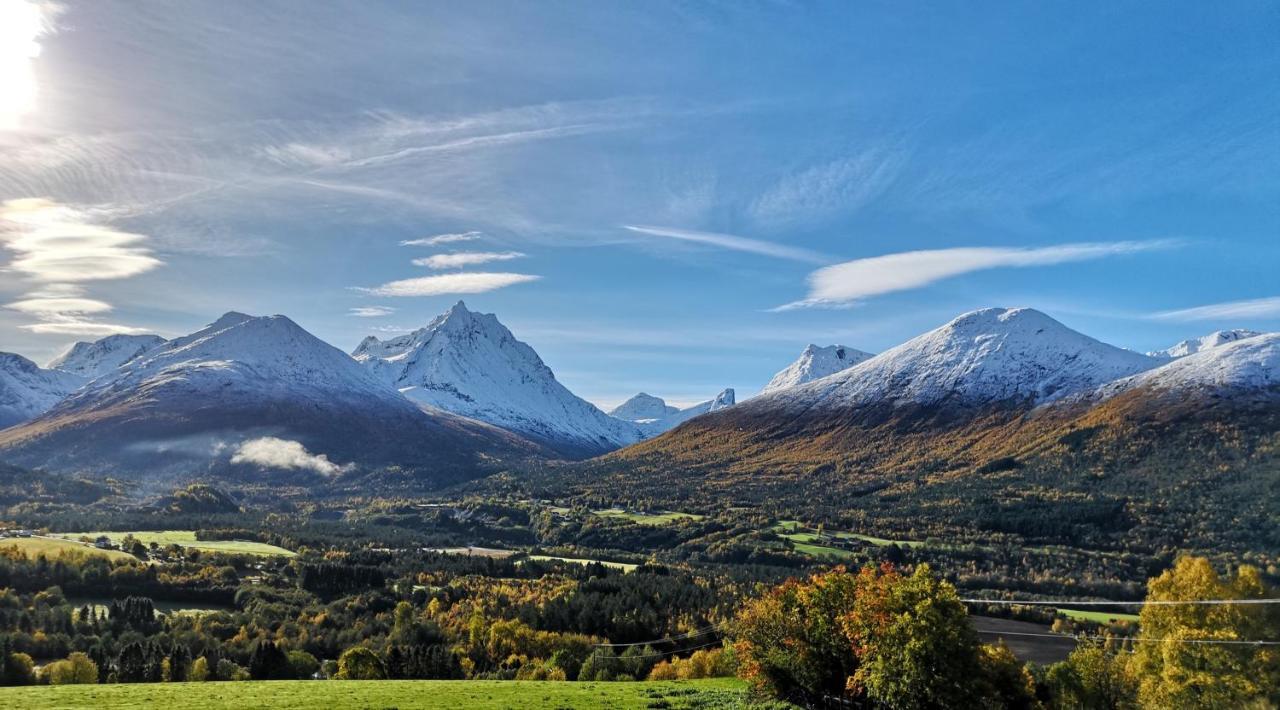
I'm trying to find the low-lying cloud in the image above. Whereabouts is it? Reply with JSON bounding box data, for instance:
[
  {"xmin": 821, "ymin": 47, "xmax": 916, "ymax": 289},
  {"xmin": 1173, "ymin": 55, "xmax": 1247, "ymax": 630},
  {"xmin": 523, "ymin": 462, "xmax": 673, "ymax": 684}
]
[
  {"xmin": 776, "ymin": 241, "xmax": 1177, "ymax": 310},
  {"xmin": 361, "ymin": 272, "xmax": 541, "ymax": 297},
  {"xmin": 230, "ymin": 437, "xmax": 344, "ymax": 476},
  {"xmin": 412, "ymin": 251, "xmax": 525, "ymax": 270}
]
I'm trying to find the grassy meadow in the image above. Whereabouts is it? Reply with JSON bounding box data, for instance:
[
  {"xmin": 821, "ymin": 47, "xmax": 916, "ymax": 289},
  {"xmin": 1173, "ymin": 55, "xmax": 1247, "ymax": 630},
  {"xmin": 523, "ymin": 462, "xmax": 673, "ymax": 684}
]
[
  {"xmin": 0, "ymin": 678, "xmax": 788, "ymax": 710},
  {"xmin": 0, "ymin": 536, "xmax": 138, "ymax": 563},
  {"xmin": 53, "ymin": 531, "xmax": 295, "ymax": 557}
]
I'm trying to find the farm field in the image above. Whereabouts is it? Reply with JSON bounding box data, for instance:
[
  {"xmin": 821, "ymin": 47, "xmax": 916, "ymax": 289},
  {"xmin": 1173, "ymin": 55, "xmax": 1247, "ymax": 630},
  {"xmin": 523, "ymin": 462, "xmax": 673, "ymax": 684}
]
[
  {"xmin": 53, "ymin": 531, "xmax": 295, "ymax": 557},
  {"xmin": 1057, "ymin": 608, "xmax": 1141, "ymax": 624},
  {"xmin": 0, "ymin": 536, "xmax": 137, "ymax": 563},
  {"xmin": 0, "ymin": 678, "xmax": 788, "ymax": 710},
  {"xmin": 593, "ymin": 508, "xmax": 705, "ymax": 525},
  {"xmin": 775, "ymin": 520, "xmax": 926, "ymax": 549},
  {"xmin": 428, "ymin": 546, "xmax": 517, "ymax": 558},
  {"xmin": 526, "ymin": 554, "xmax": 639, "ymax": 571},
  {"xmin": 69, "ymin": 597, "xmax": 232, "ymax": 619}
]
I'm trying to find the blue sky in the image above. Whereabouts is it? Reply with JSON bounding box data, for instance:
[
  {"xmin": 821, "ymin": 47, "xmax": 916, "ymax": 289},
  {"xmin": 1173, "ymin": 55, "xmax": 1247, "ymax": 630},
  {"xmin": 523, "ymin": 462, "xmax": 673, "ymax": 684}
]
[{"xmin": 0, "ymin": 1, "xmax": 1277, "ymax": 407}]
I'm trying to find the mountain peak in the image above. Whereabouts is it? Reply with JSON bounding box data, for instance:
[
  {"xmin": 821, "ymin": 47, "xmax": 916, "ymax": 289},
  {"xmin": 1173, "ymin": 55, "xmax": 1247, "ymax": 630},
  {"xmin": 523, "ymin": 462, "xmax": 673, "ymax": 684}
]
[
  {"xmin": 354, "ymin": 302, "xmax": 641, "ymax": 457},
  {"xmin": 48, "ymin": 333, "xmax": 166, "ymax": 381},
  {"xmin": 209, "ymin": 311, "xmax": 256, "ymax": 330},
  {"xmin": 1149, "ymin": 329, "xmax": 1264, "ymax": 359},
  {"xmin": 762, "ymin": 306, "xmax": 1159, "ymax": 409},
  {"xmin": 761, "ymin": 343, "xmax": 874, "ymax": 395}
]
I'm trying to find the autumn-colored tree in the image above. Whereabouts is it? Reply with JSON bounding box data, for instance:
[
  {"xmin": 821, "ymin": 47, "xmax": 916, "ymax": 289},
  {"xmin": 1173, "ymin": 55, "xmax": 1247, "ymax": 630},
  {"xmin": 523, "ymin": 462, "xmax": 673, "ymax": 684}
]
[
  {"xmin": 734, "ymin": 566, "xmax": 860, "ymax": 702},
  {"xmin": 334, "ymin": 646, "xmax": 386, "ymax": 680},
  {"xmin": 1045, "ymin": 640, "xmax": 1137, "ymax": 710},
  {"xmin": 44, "ymin": 652, "xmax": 98, "ymax": 685},
  {"xmin": 841, "ymin": 564, "xmax": 987, "ymax": 708},
  {"xmin": 1130, "ymin": 556, "xmax": 1279, "ymax": 709}
]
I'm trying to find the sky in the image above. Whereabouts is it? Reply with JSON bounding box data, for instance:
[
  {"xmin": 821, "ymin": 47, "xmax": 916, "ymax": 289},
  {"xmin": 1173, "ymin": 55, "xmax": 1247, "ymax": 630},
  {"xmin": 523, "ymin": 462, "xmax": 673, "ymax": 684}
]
[{"xmin": 0, "ymin": 1, "xmax": 1277, "ymax": 408}]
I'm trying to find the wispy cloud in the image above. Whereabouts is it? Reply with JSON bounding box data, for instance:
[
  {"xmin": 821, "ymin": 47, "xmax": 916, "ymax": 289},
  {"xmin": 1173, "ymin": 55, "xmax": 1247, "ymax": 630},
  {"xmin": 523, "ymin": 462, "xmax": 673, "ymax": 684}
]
[
  {"xmin": 230, "ymin": 437, "xmax": 344, "ymax": 476},
  {"xmin": 776, "ymin": 241, "xmax": 1176, "ymax": 310},
  {"xmin": 400, "ymin": 231, "xmax": 482, "ymax": 247},
  {"xmin": 750, "ymin": 148, "xmax": 905, "ymax": 227},
  {"xmin": 413, "ymin": 251, "xmax": 526, "ymax": 269},
  {"xmin": 348, "ymin": 306, "xmax": 396, "ymax": 317},
  {"xmin": 0, "ymin": 198, "xmax": 162, "ymax": 335},
  {"xmin": 1151, "ymin": 296, "xmax": 1280, "ymax": 322},
  {"xmin": 622, "ymin": 225, "xmax": 829, "ymax": 264},
  {"xmin": 359, "ymin": 272, "xmax": 541, "ymax": 297}
]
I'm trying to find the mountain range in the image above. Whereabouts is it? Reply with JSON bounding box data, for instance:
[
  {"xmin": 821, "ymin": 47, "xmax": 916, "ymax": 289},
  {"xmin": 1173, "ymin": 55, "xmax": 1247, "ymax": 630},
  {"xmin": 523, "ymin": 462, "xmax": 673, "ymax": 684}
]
[
  {"xmin": 608, "ymin": 389, "xmax": 736, "ymax": 437},
  {"xmin": 1, "ymin": 304, "xmax": 1275, "ymax": 504}
]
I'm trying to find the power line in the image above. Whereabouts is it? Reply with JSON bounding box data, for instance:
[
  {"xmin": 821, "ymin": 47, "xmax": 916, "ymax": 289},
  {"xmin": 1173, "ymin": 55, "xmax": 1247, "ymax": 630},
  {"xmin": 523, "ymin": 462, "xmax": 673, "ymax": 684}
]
[
  {"xmin": 961, "ymin": 598, "xmax": 1280, "ymax": 606},
  {"xmin": 607, "ymin": 639, "xmax": 726, "ymax": 660},
  {"xmin": 977, "ymin": 629, "xmax": 1280, "ymax": 646},
  {"xmin": 594, "ymin": 623, "xmax": 730, "ymax": 647}
]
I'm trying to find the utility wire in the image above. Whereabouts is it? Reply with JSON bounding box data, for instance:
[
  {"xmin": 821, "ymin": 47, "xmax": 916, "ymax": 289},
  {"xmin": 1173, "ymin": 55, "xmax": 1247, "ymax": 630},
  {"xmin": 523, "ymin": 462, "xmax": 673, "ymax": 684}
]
[
  {"xmin": 977, "ymin": 629, "xmax": 1280, "ymax": 646},
  {"xmin": 961, "ymin": 598, "xmax": 1280, "ymax": 606},
  {"xmin": 594, "ymin": 623, "xmax": 730, "ymax": 647},
  {"xmin": 606, "ymin": 639, "xmax": 726, "ymax": 660}
]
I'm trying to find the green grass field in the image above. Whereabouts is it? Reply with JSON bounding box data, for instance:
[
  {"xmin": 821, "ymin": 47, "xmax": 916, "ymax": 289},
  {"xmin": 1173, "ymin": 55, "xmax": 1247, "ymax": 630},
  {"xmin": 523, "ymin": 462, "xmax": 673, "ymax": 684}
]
[
  {"xmin": 1057, "ymin": 608, "xmax": 1141, "ymax": 623},
  {"xmin": 775, "ymin": 520, "xmax": 926, "ymax": 549},
  {"xmin": 525, "ymin": 555, "xmax": 639, "ymax": 572},
  {"xmin": 593, "ymin": 508, "xmax": 706, "ymax": 525},
  {"xmin": 0, "ymin": 678, "xmax": 790, "ymax": 709},
  {"xmin": 0, "ymin": 537, "xmax": 138, "ymax": 563},
  {"xmin": 54, "ymin": 531, "xmax": 295, "ymax": 557}
]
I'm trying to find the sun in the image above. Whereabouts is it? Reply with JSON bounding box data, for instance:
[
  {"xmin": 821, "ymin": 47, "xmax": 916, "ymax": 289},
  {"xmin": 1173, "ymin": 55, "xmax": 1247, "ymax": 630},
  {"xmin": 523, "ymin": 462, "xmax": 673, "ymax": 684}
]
[{"xmin": 0, "ymin": 0, "xmax": 56, "ymax": 130}]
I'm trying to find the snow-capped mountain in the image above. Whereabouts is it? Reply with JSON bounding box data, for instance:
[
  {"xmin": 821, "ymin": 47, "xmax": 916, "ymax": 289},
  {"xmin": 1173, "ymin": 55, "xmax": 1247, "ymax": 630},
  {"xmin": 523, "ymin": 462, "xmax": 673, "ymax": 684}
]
[
  {"xmin": 48, "ymin": 333, "xmax": 167, "ymax": 380},
  {"xmin": 1147, "ymin": 329, "xmax": 1263, "ymax": 359},
  {"xmin": 755, "ymin": 308, "xmax": 1161, "ymax": 412},
  {"xmin": 0, "ymin": 353, "xmax": 85, "ymax": 430},
  {"xmin": 1103, "ymin": 332, "xmax": 1279, "ymax": 397},
  {"xmin": 0, "ymin": 312, "xmax": 526, "ymax": 479},
  {"xmin": 609, "ymin": 388, "xmax": 736, "ymax": 436},
  {"xmin": 609, "ymin": 393, "xmax": 679, "ymax": 422},
  {"xmin": 353, "ymin": 301, "xmax": 643, "ymax": 457},
  {"xmin": 760, "ymin": 344, "xmax": 874, "ymax": 395}
]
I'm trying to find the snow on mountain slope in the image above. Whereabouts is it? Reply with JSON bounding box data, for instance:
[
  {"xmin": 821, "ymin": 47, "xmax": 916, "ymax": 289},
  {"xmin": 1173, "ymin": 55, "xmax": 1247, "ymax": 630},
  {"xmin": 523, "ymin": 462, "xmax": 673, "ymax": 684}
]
[
  {"xmin": 760, "ymin": 344, "xmax": 873, "ymax": 395},
  {"xmin": 0, "ymin": 353, "xmax": 84, "ymax": 429},
  {"xmin": 609, "ymin": 393, "xmax": 678, "ymax": 422},
  {"xmin": 1, "ymin": 311, "xmax": 521, "ymax": 478},
  {"xmin": 610, "ymin": 389, "xmax": 736, "ymax": 436},
  {"xmin": 353, "ymin": 301, "xmax": 642, "ymax": 457},
  {"xmin": 48, "ymin": 334, "xmax": 167, "ymax": 381},
  {"xmin": 759, "ymin": 308, "xmax": 1161, "ymax": 412},
  {"xmin": 1101, "ymin": 332, "xmax": 1279, "ymax": 396},
  {"xmin": 1147, "ymin": 329, "xmax": 1263, "ymax": 359}
]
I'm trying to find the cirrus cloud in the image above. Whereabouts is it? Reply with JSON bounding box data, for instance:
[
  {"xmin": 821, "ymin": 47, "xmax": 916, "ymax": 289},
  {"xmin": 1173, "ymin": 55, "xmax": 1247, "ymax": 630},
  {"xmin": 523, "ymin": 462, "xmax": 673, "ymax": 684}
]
[
  {"xmin": 359, "ymin": 272, "xmax": 541, "ymax": 297},
  {"xmin": 1151, "ymin": 296, "xmax": 1280, "ymax": 322},
  {"xmin": 400, "ymin": 231, "xmax": 482, "ymax": 247},
  {"xmin": 348, "ymin": 306, "xmax": 396, "ymax": 317}
]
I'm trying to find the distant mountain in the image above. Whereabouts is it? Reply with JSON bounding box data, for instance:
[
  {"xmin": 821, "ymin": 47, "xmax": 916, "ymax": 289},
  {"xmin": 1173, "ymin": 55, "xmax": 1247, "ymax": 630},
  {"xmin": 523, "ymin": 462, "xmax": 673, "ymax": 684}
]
[
  {"xmin": 761, "ymin": 308, "xmax": 1159, "ymax": 413},
  {"xmin": 0, "ymin": 353, "xmax": 84, "ymax": 430},
  {"xmin": 48, "ymin": 333, "xmax": 167, "ymax": 380},
  {"xmin": 605, "ymin": 308, "xmax": 1166, "ymax": 475},
  {"xmin": 353, "ymin": 301, "xmax": 642, "ymax": 458},
  {"xmin": 0, "ymin": 311, "xmax": 533, "ymax": 484},
  {"xmin": 587, "ymin": 310, "xmax": 1280, "ymax": 553},
  {"xmin": 1148, "ymin": 329, "xmax": 1263, "ymax": 359},
  {"xmin": 1103, "ymin": 331, "xmax": 1279, "ymax": 398},
  {"xmin": 609, "ymin": 388, "xmax": 736, "ymax": 436},
  {"xmin": 760, "ymin": 344, "xmax": 873, "ymax": 395}
]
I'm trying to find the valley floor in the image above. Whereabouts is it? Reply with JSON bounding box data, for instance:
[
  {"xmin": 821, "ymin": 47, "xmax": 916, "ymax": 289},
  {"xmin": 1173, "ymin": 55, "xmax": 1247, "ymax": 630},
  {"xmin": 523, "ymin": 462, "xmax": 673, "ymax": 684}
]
[{"xmin": 0, "ymin": 678, "xmax": 790, "ymax": 710}]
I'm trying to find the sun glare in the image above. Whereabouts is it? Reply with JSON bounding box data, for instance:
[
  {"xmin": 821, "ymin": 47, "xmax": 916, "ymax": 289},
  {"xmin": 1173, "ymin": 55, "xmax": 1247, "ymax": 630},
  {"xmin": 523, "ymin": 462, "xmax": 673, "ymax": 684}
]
[{"xmin": 0, "ymin": 0, "xmax": 55, "ymax": 130}]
